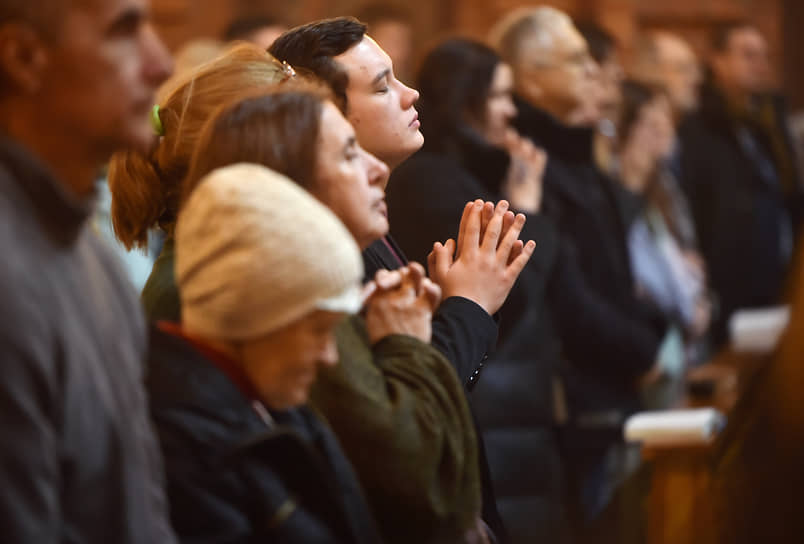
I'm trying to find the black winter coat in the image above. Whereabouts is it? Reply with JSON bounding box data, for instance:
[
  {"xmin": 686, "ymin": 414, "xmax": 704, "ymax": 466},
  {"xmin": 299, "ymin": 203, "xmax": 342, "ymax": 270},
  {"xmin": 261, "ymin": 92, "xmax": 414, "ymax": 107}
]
[
  {"xmin": 363, "ymin": 236, "xmax": 497, "ymax": 386},
  {"xmin": 146, "ymin": 326, "xmax": 382, "ymax": 544},
  {"xmin": 678, "ymin": 84, "xmax": 803, "ymax": 346},
  {"xmin": 512, "ymin": 99, "xmax": 667, "ymax": 424}
]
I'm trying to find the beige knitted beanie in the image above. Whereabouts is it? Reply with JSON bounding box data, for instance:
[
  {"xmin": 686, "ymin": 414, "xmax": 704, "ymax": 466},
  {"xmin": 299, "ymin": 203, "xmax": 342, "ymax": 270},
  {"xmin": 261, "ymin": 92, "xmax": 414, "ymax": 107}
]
[{"xmin": 175, "ymin": 163, "xmax": 364, "ymax": 341}]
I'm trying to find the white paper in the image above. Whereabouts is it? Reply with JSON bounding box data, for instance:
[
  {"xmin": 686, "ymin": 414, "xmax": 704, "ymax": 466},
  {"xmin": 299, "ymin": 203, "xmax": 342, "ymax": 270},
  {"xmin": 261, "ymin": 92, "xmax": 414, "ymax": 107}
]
[
  {"xmin": 729, "ymin": 305, "xmax": 790, "ymax": 353},
  {"xmin": 623, "ymin": 408, "xmax": 726, "ymax": 446}
]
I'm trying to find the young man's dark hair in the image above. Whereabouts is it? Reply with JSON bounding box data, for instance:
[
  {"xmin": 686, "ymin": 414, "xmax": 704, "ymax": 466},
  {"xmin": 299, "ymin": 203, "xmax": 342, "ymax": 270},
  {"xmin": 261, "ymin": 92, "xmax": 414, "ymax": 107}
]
[{"xmin": 269, "ymin": 17, "xmax": 366, "ymax": 112}]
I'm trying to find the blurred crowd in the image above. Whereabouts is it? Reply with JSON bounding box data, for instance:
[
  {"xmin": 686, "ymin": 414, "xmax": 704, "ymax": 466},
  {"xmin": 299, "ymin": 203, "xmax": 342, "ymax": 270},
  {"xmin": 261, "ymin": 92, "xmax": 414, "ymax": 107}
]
[{"xmin": 1, "ymin": 1, "xmax": 801, "ymax": 544}]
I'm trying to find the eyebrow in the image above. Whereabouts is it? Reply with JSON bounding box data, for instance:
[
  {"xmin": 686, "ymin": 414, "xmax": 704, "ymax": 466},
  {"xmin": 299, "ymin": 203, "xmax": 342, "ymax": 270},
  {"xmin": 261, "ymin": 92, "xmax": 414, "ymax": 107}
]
[{"xmin": 371, "ymin": 68, "xmax": 391, "ymax": 86}]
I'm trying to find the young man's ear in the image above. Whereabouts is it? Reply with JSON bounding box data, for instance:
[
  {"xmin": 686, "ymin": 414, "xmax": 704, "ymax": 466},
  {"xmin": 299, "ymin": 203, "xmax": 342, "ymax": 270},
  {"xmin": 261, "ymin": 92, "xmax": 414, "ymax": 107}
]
[{"xmin": 0, "ymin": 23, "xmax": 49, "ymax": 94}]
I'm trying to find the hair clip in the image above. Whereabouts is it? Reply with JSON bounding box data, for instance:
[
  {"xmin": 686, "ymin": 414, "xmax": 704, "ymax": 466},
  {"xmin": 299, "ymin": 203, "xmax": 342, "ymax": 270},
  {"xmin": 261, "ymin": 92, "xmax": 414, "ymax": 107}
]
[
  {"xmin": 280, "ymin": 60, "xmax": 297, "ymax": 82},
  {"xmin": 151, "ymin": 104, "xmax": 165, "ymax": 136}
]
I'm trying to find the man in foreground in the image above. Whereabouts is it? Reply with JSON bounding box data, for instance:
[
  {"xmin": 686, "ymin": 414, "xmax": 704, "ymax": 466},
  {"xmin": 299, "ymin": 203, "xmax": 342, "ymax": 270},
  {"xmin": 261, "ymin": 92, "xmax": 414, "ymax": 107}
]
[{"xmin": 0, "ymin": 0, "xmax": 174, "ymax": 541}]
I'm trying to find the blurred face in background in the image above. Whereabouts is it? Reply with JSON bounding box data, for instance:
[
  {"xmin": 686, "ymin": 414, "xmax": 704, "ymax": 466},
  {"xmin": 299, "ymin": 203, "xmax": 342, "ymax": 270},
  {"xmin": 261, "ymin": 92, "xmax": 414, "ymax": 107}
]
[
  {"xmin": 516, "ymin": 22, "xmax": 599, "ymax": 123},
  {"xmin": 654, "ymin": 35, "xmax": 701, "ymax": 117},
  {"xmin": 627, "ymin": 93, "xmax": 675, "ymax": 164},
  {"xmin": 712, "ymin": 27, "xmax": 772, "ymax": 98},
  {"xmin": 596, "ymin": 50, "xmax": 624, "ymax": 122},
  {"xmin": 472, "ymin": 62, "xmax": 517, "ymax": 147}
]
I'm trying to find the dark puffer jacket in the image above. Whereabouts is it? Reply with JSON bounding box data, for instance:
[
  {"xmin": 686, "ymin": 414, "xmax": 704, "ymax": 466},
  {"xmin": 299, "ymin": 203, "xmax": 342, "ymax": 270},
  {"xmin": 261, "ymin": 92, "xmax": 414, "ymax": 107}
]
[{"xmin": 147, "ymin": 325, "xmax": 382, "ymax": 544}]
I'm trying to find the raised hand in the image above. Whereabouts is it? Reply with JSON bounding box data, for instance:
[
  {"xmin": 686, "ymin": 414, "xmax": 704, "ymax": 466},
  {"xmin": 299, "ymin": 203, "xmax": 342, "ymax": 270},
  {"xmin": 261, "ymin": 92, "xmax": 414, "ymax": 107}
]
[
  {"xmin": 427, "ymin": 200, "xmax": 536, "ymax": 316},
  {"xmin": 501, "ymin": 129, "xmax": 547, "ymax": 214}
]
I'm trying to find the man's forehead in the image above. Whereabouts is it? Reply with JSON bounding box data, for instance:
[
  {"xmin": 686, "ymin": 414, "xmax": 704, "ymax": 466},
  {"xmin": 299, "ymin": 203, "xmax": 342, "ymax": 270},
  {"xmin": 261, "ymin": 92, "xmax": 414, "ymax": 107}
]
[{"xmin": 334, "ymin": 36, "xmax": 391, "ymax": 81}]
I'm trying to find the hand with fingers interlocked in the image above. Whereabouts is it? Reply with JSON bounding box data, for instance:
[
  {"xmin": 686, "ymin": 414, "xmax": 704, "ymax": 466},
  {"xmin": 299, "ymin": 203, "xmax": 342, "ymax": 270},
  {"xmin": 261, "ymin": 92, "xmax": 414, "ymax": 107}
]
[
  {"xmin": 363, "ymin": 262, "xmax": 442, "ymax": 345},
  {"xmin": 427, "ymin": 199, "xmax": 536, "ymax": 316}
]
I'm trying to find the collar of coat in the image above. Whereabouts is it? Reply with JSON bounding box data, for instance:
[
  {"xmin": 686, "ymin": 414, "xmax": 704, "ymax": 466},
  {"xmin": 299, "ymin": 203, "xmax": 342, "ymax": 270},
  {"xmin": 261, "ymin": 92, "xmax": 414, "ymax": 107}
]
[
  {"xmin": 512, "ymin": 95, "xmax": 596, "ymax": 165},
  {"xmin": 422, "ymin": 125, "xmax": 511, "ymax": 196}
]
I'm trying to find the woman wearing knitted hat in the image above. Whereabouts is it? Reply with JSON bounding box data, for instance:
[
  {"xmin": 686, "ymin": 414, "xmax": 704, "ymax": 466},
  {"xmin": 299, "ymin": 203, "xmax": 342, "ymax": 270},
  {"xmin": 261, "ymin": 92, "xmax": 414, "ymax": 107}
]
[
  {"xmin": 177, "ymin": 87, "xmax": 532, "ymax": 543},
  {"xmin": 147, "ymin": 163, "xmax": 382, "ymax": 543}
]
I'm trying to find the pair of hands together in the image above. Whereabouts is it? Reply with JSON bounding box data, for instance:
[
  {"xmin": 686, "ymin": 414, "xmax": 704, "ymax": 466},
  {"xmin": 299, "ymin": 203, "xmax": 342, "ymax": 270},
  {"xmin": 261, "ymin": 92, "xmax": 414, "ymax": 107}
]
[{"xmin": 363, "ymin": 200, "xmax": 536, "ymax": 345}]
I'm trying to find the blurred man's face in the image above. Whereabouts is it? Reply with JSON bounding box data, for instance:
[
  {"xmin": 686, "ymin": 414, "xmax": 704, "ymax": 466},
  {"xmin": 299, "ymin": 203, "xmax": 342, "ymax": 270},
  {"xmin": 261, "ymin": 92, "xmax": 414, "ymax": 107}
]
[
  {"xmin": 654, "ymin": 36, "xmax": 701, "ymax": 117},
  {"xmin": 516, "ymin": 23, "xmax": 599, "ymax": 123},
  {"xmin": 36, "ymin": 0, "xmax": 172, "ymax": 158},
  {"xmin": 335, "ymin": 36, "xmax": 423, "ymax": 169},
  {"xmin": 713, "ymin": 27, "xmax": 771, "ymax": 97}
]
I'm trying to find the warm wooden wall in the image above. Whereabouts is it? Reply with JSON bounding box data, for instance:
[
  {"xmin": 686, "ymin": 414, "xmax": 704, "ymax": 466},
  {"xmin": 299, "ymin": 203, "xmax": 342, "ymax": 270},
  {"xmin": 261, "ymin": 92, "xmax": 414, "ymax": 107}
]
[{"xmin": 151, "ymin": 0, "xmax": 804, "ymax": 109}]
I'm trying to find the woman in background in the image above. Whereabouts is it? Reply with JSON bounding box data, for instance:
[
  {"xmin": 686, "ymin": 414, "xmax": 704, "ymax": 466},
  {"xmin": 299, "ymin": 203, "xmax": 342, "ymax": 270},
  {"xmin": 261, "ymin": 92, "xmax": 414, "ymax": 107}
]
[{"xmin": 613, "ymin": 80, "xmax": 712, "ymax": 408}]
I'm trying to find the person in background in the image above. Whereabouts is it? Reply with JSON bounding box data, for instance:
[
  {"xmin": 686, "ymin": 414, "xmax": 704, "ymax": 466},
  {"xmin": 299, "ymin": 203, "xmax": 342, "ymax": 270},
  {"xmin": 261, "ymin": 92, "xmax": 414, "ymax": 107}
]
[
  {"xmin": 614, "ymin": 80, "xmax": 711, "ymax": 407},
  {"xmin": 223, "ymin": 13, "xmax": 289, "ymax": 49},
  {"xmin": 575, "ymin": 22, "xmax": 624, "ymax": 192},
  {"xmin": 108, "ymin": 43, "xmax": 293, "ymax": 322},
  {"xmin": 678, "ymin": 21, "xmax": 803, "ymax": 347},
  {"xmin": 630, "ymin": 31, "xmax": 702, "ymax": 126},
  {"xmin": 148, "ymin": 163, "xmax": 383, "ymax": 543},
  {"xmin": 574, "ymin": 21, "xmax": 623, "ymax": 131},
  {"xmin": 490, "ymin": 7, "xmax": 671, "ymax": 539},
  {"xmin": 629, "ymin": 31, "xmax": 702, "ymax": 252},
  {"xmin": 181, "ymin": 86, "xmax": 533, "ymax": 543},
  {"xmin": 355, "ymin": 3, "xmax": 415, "ymax": 84},
  {"xmin": 0, "ymin": 0, "xmax": 176, "ymax": 542}
]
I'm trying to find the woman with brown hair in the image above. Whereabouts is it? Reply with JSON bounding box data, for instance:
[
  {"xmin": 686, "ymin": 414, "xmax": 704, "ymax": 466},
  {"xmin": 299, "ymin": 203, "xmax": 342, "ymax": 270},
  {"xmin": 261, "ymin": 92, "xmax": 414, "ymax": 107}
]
[{"xmin": 108, "ymin": 42, "xmax": 295, "ymax": 321}]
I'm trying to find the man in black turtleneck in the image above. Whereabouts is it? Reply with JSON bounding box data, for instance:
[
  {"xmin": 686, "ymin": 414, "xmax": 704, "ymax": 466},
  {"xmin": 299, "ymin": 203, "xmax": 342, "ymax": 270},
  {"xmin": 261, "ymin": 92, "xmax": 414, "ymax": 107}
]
[{"xmin": 490, "ymin": 6, "xmax": 670, "ymax": 539}]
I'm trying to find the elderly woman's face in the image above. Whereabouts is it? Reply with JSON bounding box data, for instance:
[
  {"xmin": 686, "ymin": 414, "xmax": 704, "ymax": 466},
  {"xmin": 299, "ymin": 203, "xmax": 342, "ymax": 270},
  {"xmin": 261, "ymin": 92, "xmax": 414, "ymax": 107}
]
[
  {"xmin": 238, "ymin": 310, "xmax": 345, "ymax": 410},
  {"xmin": 311, "ymin": 101, "xmax": 390, "ymax": 250}
]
